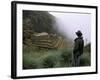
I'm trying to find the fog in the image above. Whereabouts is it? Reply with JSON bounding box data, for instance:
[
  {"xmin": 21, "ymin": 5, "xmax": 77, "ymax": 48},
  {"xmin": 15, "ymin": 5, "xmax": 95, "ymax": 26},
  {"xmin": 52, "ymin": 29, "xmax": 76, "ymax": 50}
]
[{"xmin": 49, "ymin": 12, "xmax": 91, "ymax": 45}]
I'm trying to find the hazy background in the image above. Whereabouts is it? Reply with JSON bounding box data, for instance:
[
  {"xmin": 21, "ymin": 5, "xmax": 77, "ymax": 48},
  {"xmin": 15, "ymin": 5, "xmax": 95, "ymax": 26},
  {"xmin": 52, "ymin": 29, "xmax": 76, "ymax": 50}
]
[{"xmin": 49, "ymin": 12, "xmax": 91, "ymax": 45}]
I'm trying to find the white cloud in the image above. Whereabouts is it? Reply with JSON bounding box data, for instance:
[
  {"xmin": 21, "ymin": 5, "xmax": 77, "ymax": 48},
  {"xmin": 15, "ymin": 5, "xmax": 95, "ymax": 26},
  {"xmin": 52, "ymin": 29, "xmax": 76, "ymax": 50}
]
[{"xmin": 49, "ymin": 12, "xmax": 91, "ymax": 45}]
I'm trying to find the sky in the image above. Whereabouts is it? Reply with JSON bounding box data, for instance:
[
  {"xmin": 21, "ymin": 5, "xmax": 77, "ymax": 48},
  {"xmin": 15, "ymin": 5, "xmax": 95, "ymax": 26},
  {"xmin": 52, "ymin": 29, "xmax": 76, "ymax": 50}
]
[{"xmin": 49, "ymin": 12, "xmax": 91, "ymax": 45}]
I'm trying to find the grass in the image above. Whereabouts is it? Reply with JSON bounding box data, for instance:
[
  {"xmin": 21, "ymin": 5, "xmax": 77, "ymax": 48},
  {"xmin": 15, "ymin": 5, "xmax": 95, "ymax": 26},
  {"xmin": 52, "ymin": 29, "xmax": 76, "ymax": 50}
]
[
  {"xmin": 23, "ymin": 45, "xmax": 91, "ymax": 69},
  {"xmin": 80, "ymin": 52, "xmax": 91, "ymax": 66}
]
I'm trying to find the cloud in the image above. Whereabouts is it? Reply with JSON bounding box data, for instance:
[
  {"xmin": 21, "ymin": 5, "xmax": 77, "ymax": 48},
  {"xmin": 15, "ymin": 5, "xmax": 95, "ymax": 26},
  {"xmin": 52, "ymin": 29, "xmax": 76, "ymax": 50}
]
[{"xmin": 49, "ymin": 12, "xmax": 91, "ymax": 45}]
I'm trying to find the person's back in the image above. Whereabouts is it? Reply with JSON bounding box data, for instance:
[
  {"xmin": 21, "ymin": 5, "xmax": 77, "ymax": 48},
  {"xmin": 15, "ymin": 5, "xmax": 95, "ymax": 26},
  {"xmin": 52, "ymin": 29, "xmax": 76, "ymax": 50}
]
[{"xmin": 74, "ymin": 37, "xmax": 84, "ymax": 55}]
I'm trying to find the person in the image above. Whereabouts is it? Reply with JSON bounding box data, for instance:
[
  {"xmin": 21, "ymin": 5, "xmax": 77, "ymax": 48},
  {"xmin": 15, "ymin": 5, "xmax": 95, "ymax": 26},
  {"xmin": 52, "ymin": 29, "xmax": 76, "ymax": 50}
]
[{"xmin": 73, "ymin": 30, "xmax": 84, "ymax": 66}]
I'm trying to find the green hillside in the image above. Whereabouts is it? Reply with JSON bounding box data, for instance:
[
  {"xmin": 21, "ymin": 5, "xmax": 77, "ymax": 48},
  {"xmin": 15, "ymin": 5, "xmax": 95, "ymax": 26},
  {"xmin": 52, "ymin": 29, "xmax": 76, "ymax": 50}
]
[{"xmin": 23, "ymin": 11, "xmax": 56, "ymax": 44}]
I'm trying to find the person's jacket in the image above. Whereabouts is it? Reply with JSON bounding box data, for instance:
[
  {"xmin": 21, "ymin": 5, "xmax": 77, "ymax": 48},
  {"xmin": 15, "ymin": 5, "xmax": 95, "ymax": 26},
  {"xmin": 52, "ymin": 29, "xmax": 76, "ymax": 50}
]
[{"xmin": 73, "ymin": 37, "xmax": 84, "ymax": 56}]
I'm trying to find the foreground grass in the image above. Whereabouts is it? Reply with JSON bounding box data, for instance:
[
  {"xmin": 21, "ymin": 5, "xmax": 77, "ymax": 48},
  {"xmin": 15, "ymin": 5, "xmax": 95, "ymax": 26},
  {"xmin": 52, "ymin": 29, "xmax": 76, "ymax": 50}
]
[{"xmin": 23, "ymin": 46, "xmax": 91, "ymax": 69}]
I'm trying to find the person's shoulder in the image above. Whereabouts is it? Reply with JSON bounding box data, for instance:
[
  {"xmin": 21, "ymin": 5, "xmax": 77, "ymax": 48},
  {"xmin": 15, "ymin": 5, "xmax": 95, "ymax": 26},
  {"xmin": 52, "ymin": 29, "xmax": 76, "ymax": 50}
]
[
  {"xmin": 74, "ymin": 37, "xmax": 83, "ymax": 41},
  {"xmin": 74, "ymin": 38, "xmax": 78, "ymax": 41}
]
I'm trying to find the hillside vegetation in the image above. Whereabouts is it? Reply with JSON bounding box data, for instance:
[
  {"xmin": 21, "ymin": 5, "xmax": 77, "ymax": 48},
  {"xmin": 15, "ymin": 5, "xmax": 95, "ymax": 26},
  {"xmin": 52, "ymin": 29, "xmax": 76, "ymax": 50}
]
[{"xmin": 23, "ymin": 10, "xmax": 56, "ymax": 45}]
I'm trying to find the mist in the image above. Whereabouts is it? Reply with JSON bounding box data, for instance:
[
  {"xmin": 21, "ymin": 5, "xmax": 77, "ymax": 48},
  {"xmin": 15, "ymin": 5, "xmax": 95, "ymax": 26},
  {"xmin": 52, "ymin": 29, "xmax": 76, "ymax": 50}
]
[{"xmin": 49, "ymin": 12, "xmax": 91, "ymax": 45}]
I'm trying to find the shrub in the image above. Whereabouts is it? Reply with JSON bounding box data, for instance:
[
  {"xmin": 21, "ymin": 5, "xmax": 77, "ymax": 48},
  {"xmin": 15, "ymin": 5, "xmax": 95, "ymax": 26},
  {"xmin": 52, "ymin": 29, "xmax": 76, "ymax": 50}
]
[
  {"xmin": 23, "ymin": 54, "xmax": 39, "ymax": 69},
  {"xmin": 60, "ymin": 50, "xmax": 72, "ymax": 67},
  {"xmin": 80, "ymin": 53, "xmax": 91, "ymax": 66},
  {"xmin": 42, "ymin": 55, "xmax": 57, "ymax": 68}
]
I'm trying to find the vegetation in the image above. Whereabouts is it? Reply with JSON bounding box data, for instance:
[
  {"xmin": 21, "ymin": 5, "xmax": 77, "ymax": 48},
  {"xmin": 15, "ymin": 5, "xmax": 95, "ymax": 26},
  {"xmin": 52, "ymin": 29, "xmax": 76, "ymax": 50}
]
[
  {"xmin": 23, "ymin": 45, "xmax": 90, "ymax": 69},
  {"xmin": 23, "ymin": 47, "xmax": 73, "ymax": 69},
  {"xmin": 23, "ymin": 10, "xmax": 91, "ymax": 69},
  {"xmin": 80, "ymin": 43, "xmax": 91, "ymax": 66},
  {"xmin": 84, "ymin": 43, "xmax": 91, "ymax": 52},
  {"xmin": 23, "ymin": 10, "xmax": 56, "ymax": 45}
]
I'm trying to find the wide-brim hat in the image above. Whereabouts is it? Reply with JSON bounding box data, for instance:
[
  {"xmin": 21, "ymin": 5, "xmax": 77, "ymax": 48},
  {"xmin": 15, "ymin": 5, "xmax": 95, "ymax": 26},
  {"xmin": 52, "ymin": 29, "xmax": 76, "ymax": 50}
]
[{"xmin": 76, "ymin": 30, "xmax": 82, "ymax": 36}]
